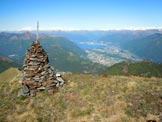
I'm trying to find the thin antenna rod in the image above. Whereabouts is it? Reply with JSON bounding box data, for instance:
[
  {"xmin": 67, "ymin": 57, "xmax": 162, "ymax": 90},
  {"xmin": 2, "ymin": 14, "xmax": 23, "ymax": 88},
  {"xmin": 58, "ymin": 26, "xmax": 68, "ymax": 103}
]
[{"xmin": 36, "ymin": 21, "xmax": 39, "ymax": 42}]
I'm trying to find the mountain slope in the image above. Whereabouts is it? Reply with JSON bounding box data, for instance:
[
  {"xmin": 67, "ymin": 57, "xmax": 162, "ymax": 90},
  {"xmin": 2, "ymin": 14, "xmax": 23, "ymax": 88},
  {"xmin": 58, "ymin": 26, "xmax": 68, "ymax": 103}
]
[
  {"xmin": 0, "ymin": 32, "xmax": 86, "ymax": 62},
  {"xmin": 40, "ymin": 37, "xmax": 104, "ymax": 72},
  {"xmin": 105, "ymin": 60, "xmax": 162, "ymax": 77},
  {"xmin": 98, "ymin": 30, "xmax": 161, "ymax": 44},
  {"xmin": 0, "ymin": 56, "xmax": 19, "ymax": 73},
  {"xmin": 121, "ymin": 33, "xmax": 162, "ymax": 62},
  {"xmin": 0, "ymin": 68, "xmax": 161, "ymax": 121},
  {"xmin": 0, "ymin": 32, "xmax": 105, "ymax": 73}
]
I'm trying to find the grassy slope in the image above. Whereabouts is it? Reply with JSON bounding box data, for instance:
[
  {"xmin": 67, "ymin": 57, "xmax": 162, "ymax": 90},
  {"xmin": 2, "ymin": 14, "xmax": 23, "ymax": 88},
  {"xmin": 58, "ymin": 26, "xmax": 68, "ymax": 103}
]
[
  {"xmin": 0, "ymin": 60, "xmax": 20, "ymax": 73},
  {"xmin": 0, "ymin": 68, "xmax": 162, "ymax": 122},
  {"xmin": 0, "ymin": 68, "xmax": 18, "ymax": 82},
  {"xmin": 105, "ymin": 61, "xmax": 162, "ymax": 77}
]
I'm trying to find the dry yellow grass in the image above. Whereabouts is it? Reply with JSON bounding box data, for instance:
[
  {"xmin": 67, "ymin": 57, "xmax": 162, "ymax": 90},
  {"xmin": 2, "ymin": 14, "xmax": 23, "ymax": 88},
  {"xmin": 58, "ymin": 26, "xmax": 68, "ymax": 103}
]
[
  {"xmin": 0, "ymin": 68, "xmax": 18, "ymax": 82},
  {"xmin": 0, "ymin": 69, "xmax": 162, "ymax": 122}
]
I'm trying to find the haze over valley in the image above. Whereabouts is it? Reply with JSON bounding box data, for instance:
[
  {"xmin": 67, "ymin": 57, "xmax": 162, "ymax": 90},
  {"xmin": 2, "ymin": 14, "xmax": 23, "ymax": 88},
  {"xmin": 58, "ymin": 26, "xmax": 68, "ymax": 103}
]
[
  {"xmin": 1, "ymin": 29, "xmax": 162, "ymax": 70},
  {"xmin": 50, "ymin": 29, "xmax": 162, "ymax": 66}
]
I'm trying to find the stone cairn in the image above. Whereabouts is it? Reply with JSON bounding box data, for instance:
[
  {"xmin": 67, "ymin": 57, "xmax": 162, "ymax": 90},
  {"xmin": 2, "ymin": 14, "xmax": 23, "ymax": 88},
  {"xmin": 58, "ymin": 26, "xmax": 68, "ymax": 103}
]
[{"xmin": 18, "ymin": 41, "xmax": 64, "ymax": 96}]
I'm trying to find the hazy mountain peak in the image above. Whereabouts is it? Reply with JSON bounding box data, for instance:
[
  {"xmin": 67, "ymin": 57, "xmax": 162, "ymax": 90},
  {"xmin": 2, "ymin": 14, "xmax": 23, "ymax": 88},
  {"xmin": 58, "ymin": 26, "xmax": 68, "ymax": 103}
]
[{"xmin": 19, "ymin": 32, "xmax": 35, "ymax": 40}]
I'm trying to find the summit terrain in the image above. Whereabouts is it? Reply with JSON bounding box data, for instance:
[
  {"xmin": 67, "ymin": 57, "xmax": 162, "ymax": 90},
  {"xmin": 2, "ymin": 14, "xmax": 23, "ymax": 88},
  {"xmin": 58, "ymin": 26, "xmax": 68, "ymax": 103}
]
[{"xmin": 0, "ymin": 68, "xmax": 161, "ymax": 122}]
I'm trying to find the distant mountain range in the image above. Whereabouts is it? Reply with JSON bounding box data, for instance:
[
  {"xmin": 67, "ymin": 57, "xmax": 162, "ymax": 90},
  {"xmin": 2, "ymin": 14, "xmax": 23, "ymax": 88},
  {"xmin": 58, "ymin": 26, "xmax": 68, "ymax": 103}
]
[
  {"xmin": 98, "ymin": 29, "xmax": 162, "ymax": 44},
  {"xmin": 47, "ymin": 30, "xmax": 162, "ymax": 62},
  {"xmin": 49, "ymin": 29, "xmax": 162, "ymax": 43},
  {"xmin": 0, "ymin": 32, "xmax": 105, "ymax": 73},
  {"xmin": 1, "ymin": 30, "xmax": 162, "ymax": 73},
  {"xmin": 121, "ymin": 33, "xmax": 162, "ymax": 62}
]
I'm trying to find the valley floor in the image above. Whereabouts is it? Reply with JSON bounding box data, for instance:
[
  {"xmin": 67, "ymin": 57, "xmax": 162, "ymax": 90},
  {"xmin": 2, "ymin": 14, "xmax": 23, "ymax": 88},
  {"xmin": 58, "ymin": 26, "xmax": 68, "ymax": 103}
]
[
  {"xmin": 0, "ymin": 68, "xmax": 162, "ymax": 122},
  {"xmin": 84, "ymin": 44, "xmax": 141, "ymax": 66}
]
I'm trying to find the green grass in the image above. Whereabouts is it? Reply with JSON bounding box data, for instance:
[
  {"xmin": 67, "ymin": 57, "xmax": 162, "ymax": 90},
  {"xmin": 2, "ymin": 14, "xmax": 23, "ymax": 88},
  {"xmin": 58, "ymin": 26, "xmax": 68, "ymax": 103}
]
[
  {"xmin": 0, "ymin": 68, "xmax": 18, "ymax": 82},
  {"xmin": 0, "ymin": 68, "xmax": 162, "ymax": 122},
  {"xmin": 0, "ymin": 60, "xmax": 19, "ymax": 73},
  {"xmin": 105, "ymin": 60, "xmax": 162, "ymax": 77}
]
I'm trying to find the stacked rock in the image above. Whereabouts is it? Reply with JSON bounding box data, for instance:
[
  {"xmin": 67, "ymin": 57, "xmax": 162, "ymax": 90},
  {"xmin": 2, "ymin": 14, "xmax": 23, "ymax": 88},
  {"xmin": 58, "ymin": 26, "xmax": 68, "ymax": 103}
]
[{"xmin": 19, "ymin": 41, "xmax": 64, "ymax": 96}]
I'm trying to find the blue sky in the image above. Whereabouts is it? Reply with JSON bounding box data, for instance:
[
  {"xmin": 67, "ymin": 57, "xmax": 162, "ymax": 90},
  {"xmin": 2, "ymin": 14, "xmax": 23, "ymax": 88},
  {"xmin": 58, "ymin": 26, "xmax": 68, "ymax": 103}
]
[{"xmin": 0, "ymin": 0, "xmax": 162, "ymax": 30}]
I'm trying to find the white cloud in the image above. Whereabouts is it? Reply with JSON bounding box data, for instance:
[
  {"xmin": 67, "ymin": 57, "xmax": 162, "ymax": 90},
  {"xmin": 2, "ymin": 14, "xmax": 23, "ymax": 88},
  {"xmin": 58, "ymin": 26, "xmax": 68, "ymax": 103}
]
[
  {"xmin": 39, "ymin": 26, "xmax": 162, "ymax": 31},
  {"xmin": 40, "ymin": 27, "xmax": 98, "ymax": 31},
  {"xmin": 19, "ymin": 26, "xmax": 34, "ymax": 31},
  {"xmin": 17, "ymin": 26, "xmax": 162, "ymax": 31}
]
